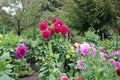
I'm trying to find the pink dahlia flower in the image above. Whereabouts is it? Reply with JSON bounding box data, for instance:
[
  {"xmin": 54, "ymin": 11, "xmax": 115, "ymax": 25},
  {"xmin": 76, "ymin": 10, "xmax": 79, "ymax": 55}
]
[
  {"xmin": 77, "ymin": 77, "xmax": 82, "ymax": 80},
  {"xmin": 60, "ymin": 25, "xmax": 69, "ymax": 35},
  {"xmin": 103, "ymin": 53, "xmax": 109, "ymax": 59},
  {"xmin": 54, "ymin": 19, "xmax": 63, "ymax": 33},
  {"xmin": 113, "ymin": 61, "xmax": 120, "ymax": 68},
  {"xmin": 38, "ymin": 20, "xmax": 48, "ymax": 31},
  {"xmin": 100, "ymin": 47, "xmax": 104, "ymax": 52},
  {"xmin": 116, "ymin": 68, "xmax": 120, "ymax": 76},
  {"xmin": 80, "ymin": 43, "xmax": 90, "ymax": 56},
  {"xmin": 15, "ymin": 44, "xmax": 27, "ymax": 58},
  {"xmin": 60, "ymin": 76, "xmax": 69, "ymax": 80},
  {"xmin": 91, "ymin": 48, "xmax": 97, "ymax": 56},
  {"xmin": 52, "ymin": 17, "xmax": 57, "ymax": 23},
  {"xmin": 42, "ymin": 30, "xmax": 51, "ymax": 40},
  {"xmin": 77, "ymin": 60, "xmax": 86, "ymax": 70}
]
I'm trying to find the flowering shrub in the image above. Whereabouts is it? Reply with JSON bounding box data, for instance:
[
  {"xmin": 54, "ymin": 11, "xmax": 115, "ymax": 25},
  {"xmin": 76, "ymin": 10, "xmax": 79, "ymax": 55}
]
[
  {"xmin": 0, "ymin": 32, "xmax": 34, "ymax": 78},
  {"xmin": 37, "ymin": 17, "xmax": 71, "ymax": 80}
]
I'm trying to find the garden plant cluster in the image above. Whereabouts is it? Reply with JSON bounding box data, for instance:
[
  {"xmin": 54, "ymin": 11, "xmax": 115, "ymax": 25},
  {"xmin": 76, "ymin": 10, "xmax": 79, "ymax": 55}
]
[{"xmin": 0, "ymin": 17, "xmax": 120, "ymax": 80}]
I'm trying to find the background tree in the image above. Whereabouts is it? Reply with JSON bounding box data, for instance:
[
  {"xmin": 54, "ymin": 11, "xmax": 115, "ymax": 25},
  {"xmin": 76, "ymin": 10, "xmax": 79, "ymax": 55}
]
[{"xmin": 63, "ymin": 0, "xmax": 120, "ymax": 34}]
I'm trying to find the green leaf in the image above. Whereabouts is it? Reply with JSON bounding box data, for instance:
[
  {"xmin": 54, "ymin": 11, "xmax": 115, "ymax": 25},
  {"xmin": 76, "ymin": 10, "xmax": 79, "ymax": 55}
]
[
  {"xmin": 0, "ymin": 74, "xmax": 15, "ymax": 80},
  {"xmin": 0, "ymin": 52, "xmax": 10, "ymax": 62},
  {"xmin": 49, "ymin": 74, "xmax": 55, "ymax": 80},
  {"xmin": 6, "ymin": 64, "xmax": 12, "ymax": 69}
]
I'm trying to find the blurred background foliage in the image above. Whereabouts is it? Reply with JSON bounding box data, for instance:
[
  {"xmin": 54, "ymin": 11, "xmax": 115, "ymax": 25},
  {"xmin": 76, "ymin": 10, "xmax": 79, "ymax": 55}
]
[{"xmin": 0, "ymin": 0, "xmax": 120, "ymax": 40}]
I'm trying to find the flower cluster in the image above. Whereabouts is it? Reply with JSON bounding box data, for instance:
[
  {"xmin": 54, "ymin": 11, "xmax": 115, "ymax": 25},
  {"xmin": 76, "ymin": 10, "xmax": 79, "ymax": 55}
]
[
  {"xmin": 100, "ymin": 48, "xmax": 120, "ymax": 77},
  {"xmin": 15, "ymin": 44, "xmax": 27, "ymax": 58},
  {"xmin": 38, "ymin": 17, "xmax": 69, "ymax": 40},
  {"xmin": 60, "ymin": 76, "xmax": 82, "ymax": 80},
  {"xmin": 77, "ymin": 60, "xmax": 86, "ymax": 70},
  {"xmin": 76, "ymin": 42, "xmax": 97, "ymax": 56}
]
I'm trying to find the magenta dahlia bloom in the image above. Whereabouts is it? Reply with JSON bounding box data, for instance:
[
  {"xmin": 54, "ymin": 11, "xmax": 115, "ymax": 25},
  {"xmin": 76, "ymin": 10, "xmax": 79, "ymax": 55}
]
[
  {"xmin": 42, "ymin": 30, "xmax": 51, "ymax": 39},
  {"xmin": 53, "ymin": 25, "xmax": 61, "ymax": 33},
  {"xmin": 38, "ymin": 20, "xmax": 48, "ymax": 31},
  {"xmin": 113, "ymin": 61, "xmax": 120, "ymax": 68},
  {"xmin": 60, "ymin": 76, "xmax": 69, "ymax": 80},
  {"xmin": 77, "ymin": 77, "xmax": 82, "ymax": 80},
  {"xmin": 80, "ymin": 43, "xmax": 90, "ymax": 56},
  {"xmin": 116, "ymin": 68, "xmax": 120, "ymax": 76},
  {"xmin": 100, "ymin": 47, "xmax": 104, "ymax": 52},
  {"xmin": 60, "ymin": 25, "xmax": 69, "ymax": 35},
  {"xmin": 52, "ymin": 17, "xmax": 57, "ymax": 23},
  {"xmin": 15, "ymin": 44, "xmax": 27, "ymax": 58},
  {"xmin": 54, "ymin": 19, "xmax": 63, "ymax": 33},
  {"xmin": 103, "ymin": 53, "xmax": 109, "ymax": 59}
]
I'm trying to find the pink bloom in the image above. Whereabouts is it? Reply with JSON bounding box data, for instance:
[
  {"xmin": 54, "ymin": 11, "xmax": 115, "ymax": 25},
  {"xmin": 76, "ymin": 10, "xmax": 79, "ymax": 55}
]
[
  {"xmin": 91, "ymin": 48, "xmax": 97, "ymax": 56},
  {"xmin": 112, "ymin": 51, "xmax": 117, "ymax": 56},
  {"xmin": 109, "ymin": 59, "xmax": 115, "ymax": 63},
  {"xmin": 103, "ymin": 53, "xmax": 109, "ymax": 59},
  {"xmin": 113, "ymin": 61, "xmax": 120, "ymax": 68},
  {"xmin": 41, "ymin": 30, "xmax": 51, "ymax": 39},
  {"xmin": 60, "ymin": 25, "xmax": 69, "ymax": 35},
  {"xmin": 54, "ymin": 19, "xmax": 63, "ymax": 27},
  {"xmin": 116, "ymin": 68, "xmax": 120, "ymax": 76},
  {"xmin": 77, "ymin": 60, "xmax": 86, "ymax": 70},
  {"xmin": 54, "ymin": 25, "xmax": 61, "ymax": 33},
  {"xmin": 53, "ymin": 20, "xmax": 63, "ymax": 33},
  {"xmin": 38, "ymin": 20, "xmax": 48, "ymax": 31},
  {"xmin": 80, "ymin": 43, "xmax": 90, "ymax": 56},
  {"xmin": 15, "ymin": 44, "xmax": 27, "ymax": 58},
  {"xmin": 117, "ymin": 50, "xmax": 120, "ymax": 55},
  {"xmin": 100, "ymin": 47, "xmax": 104, "ymax": 52},
  {"xmin": 52, "ymin": 17, "xmax": 57, "ymax": 23},
  {"xmin": 77, "ymin": 77, "xmax": 82, "ymax": 80},
  {"xmin": 60, "ymin": 76, "xmax": 69, "ymax": 80}
]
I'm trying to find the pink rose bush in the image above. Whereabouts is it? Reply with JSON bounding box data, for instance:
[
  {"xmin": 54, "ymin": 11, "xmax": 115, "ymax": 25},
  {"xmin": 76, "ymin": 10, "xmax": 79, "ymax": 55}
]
[{"xmin": 38, "ymin": 17, "xmax": 69, "ymax": 40}]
